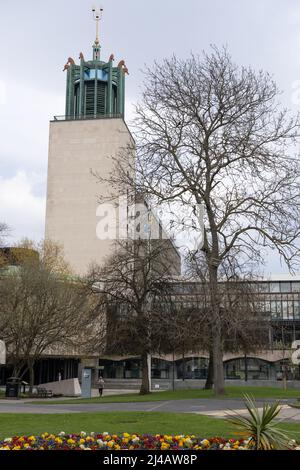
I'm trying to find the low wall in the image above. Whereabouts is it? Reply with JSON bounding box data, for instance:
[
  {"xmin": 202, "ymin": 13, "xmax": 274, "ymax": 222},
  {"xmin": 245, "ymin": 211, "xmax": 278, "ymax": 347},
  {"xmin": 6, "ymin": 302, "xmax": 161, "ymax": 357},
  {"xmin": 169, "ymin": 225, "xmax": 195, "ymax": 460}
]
[
  {"xmin": 38, "ymin": 378, "xmax": 81, "ymax": 396},
  {"xmin": 104, "ymin": 378, "xmax": 300, "ymax": 391}
]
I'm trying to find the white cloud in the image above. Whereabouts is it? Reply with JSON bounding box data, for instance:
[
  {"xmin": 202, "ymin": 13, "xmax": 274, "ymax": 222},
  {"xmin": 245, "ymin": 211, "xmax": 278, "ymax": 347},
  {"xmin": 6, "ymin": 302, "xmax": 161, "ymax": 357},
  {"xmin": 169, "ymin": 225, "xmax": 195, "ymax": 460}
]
[
  {"xmin": 0, "ymin": 81, "xmax": 7, "ymax": 106},
  {"xmin": 0, "ymin": 172, "xmax": 46, "ymax": 244},
  {"xmin": 0, "ymin": 79, "xmax": 64, "ymax": 174}
]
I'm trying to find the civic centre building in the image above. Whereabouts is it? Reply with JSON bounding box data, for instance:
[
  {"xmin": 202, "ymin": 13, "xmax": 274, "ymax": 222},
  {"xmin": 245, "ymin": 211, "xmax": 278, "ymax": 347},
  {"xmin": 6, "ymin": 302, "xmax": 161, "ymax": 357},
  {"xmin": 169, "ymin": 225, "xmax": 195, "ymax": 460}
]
[{"xmin": 1, "ymin": 20, "xmax": 300, "ymax": 389}]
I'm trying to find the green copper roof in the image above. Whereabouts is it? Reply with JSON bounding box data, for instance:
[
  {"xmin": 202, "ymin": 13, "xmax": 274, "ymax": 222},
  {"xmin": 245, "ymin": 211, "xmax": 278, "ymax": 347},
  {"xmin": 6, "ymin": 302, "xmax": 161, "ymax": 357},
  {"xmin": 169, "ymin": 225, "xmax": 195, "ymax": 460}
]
[{"xmin": 63, "ymin": 44, "xmax": 128, "ymax": 119}]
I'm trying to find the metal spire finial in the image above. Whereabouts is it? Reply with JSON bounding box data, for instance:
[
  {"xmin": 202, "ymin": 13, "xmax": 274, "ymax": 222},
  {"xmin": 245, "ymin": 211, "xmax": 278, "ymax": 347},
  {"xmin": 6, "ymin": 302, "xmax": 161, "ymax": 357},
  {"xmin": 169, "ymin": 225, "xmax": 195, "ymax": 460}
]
[{"xmin": 92, "ymin": 5, "xmax": 103, "ymax": 46}]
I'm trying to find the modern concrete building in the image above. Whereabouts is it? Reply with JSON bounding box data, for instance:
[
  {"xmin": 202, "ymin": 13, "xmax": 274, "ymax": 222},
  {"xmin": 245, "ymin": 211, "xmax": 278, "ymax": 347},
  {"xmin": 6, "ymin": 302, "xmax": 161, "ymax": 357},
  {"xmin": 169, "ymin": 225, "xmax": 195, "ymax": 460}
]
[
  {"xmin": 99, "ymin": 275, "xmax": 300, "ymax": 387},
  {"xmin": 45, "ymin": 27, "xmax": 134, "ymax": 275}
]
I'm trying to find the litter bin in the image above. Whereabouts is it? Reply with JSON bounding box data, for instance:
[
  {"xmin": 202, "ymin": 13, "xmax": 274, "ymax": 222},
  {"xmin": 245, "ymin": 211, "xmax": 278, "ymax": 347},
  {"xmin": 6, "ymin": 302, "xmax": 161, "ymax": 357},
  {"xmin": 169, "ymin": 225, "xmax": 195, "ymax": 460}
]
[{"xmin": 5, "ymin": 377, "xmax": 21, "ymax": 398}]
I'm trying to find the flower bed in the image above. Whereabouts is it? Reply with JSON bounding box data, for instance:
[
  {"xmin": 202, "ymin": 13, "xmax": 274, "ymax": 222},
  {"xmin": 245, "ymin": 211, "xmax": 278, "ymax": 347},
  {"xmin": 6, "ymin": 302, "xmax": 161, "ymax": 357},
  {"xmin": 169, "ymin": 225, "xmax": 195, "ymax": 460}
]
[{"xmin": 0, "ymin": 433, "xmax": 258, "ymax": 450}]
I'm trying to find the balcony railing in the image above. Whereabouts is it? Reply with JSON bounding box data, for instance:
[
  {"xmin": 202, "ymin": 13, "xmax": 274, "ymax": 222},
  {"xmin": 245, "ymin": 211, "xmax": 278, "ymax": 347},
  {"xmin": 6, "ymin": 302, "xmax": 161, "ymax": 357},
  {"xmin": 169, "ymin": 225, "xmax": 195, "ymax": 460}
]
[{"xmin": 52, "ymin": 113, "xmax": 123, "ymax": 121}]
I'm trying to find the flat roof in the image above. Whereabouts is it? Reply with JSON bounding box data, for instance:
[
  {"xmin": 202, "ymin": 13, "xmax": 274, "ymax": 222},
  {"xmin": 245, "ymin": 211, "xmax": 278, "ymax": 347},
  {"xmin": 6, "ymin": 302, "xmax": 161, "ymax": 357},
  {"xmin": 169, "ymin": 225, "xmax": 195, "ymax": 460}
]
[{"xmin": 171, "ymin": 273, "xmax": 300, "ymax": 283}]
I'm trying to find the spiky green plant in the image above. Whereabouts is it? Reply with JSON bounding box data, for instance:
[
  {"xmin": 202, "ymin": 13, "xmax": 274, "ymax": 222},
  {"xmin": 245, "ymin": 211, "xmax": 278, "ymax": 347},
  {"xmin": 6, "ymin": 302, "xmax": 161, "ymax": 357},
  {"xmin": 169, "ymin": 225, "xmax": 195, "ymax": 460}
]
[{"xmin": 226, "ymin": 394, "xmax": 291, "ymax": 450}]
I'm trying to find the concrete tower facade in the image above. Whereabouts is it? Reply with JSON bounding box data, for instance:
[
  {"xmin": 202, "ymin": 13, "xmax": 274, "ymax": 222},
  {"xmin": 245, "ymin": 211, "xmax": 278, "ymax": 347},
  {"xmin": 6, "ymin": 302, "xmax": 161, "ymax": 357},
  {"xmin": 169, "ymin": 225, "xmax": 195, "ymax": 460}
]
[{"xmin": 45, "ymin": 16, "xmax": 133, "ymax": 275}]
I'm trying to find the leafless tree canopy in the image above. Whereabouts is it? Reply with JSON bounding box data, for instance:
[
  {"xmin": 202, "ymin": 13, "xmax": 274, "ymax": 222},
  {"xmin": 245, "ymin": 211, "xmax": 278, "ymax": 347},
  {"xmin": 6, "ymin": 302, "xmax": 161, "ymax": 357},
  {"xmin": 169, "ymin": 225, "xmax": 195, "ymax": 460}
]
[{"xmin": 113, "ymin": 48, "xmax": 300, "ymax": 269}]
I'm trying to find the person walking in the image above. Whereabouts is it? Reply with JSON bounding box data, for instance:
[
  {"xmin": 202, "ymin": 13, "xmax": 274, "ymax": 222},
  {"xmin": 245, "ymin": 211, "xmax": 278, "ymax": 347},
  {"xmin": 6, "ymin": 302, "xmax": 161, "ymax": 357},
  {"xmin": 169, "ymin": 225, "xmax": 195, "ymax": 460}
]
[{"xmin": 97, "ymin": 375, "xmax": 105, "ymax": 397}]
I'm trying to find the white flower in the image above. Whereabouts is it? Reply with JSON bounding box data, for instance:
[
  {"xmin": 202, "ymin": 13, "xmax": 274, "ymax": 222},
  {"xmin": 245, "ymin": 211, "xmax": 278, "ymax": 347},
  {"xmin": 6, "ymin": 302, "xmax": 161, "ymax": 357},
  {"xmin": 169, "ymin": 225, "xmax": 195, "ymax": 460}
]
[
  {"xmin": 90, "ymin": 432, "xmax": 95, "ymax": 436},
  {"xmin": 3, "ymin": 438, "xmax": 12, "ymax": 443},
  {"xmin": 58, "ymin": 431, "xmax": 65, "ymax": 437},
  {"xmin": 80, "ymin": 431, "xmax": 87, "ymax": 437},
  {"xmin": 97, "ymin": 439, "xmax": 105, "ymax": 447},
  {"xmin": 102, "ymin": 432, "xmax": 109, "ymax": 436},
  {"xmin": 132, "ymin": 437, "xmax": 140, "ymax": 443}
]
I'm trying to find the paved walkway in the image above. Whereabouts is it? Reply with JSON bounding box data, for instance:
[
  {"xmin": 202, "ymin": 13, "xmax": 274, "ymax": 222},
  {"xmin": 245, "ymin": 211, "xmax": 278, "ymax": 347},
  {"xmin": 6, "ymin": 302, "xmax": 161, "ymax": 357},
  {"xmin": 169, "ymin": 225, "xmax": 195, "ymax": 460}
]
[{"xmin": 0, "ymin": 397, "xmax": 299, "ymax": 421}]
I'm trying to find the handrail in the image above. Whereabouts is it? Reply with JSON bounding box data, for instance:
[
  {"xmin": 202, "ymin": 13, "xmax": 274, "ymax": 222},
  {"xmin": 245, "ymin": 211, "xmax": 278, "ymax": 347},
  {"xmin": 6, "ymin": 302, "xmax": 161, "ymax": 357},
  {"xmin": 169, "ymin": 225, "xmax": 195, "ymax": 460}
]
[{"xmin": 52, "ymin": 113, "xmax": 123, "ymax": 121}]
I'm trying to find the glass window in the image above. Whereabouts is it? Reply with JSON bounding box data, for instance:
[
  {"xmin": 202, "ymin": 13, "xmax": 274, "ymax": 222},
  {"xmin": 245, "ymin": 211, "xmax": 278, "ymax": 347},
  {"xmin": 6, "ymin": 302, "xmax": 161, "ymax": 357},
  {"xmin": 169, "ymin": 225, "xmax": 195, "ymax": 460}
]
[
  {"xmin": 258, "ymin": 283, "xmax": 270, "ymax": 293},
  {"xmin": 271, "ymin": 300, "xmax": 282, "ymax": 319},
  {"xmin": 292, "ymin": 282, "xmax": 300, "ymax": 292},
  {"xmin": 270, "ymin": 282, "xmax": 280, "ymax": 293},
  {"xmin": 282, "ymin": 301, "xmax": 288, "ymax": 319},
  {"xmin": 294, "ymin": 301, "xmax": 300, "ymax": 319},
  {"xmin": 264, "ymin": 301, "xmax": 271, "ymax": 313},
  {"xmin": 280, "ymin": 282, "xmax": 291, "ymax": 293},
  {"xmin": 288, "ymin": 301, "xmax": 294, "ymax": 319}
]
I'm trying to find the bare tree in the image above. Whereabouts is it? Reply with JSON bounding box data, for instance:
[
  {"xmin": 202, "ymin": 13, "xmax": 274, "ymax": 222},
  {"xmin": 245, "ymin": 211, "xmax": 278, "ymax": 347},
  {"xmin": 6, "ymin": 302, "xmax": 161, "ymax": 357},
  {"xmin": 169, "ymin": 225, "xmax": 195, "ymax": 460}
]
[
  {"xmin": 0, "ymin": 259, "xmax": 104, "ymax": 393},
  {"xmin": 0, "ymin": 223, "xmax": 9, "ymax": 244},
  {"xmin": 89, "ymin": 237, "xmax": 178, "ymax": 394},
  {"xmin": 16, "ymin": 238, "xmax": 72, "ymax": 275},
  {"xmin": 157, "ymin": 273, "xmax": 269, "ymax": 390},
  {"xmin": 102, "ymin": 47, "xmax": 300, "ymax": 395}
]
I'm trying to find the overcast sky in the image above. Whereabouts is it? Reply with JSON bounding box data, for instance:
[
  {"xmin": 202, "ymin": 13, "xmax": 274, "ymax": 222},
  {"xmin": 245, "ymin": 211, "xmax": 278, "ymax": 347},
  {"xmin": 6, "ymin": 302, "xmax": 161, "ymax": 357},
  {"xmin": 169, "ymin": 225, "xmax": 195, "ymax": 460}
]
[{"xmin": 1, "ymin": 0, "xmax": 300, "ymax": 274}]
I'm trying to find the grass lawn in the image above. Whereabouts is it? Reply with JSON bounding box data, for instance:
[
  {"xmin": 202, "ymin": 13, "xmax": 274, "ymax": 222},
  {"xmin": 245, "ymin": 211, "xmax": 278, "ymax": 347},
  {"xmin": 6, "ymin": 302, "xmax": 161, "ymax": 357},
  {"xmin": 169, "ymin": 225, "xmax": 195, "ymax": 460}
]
[
  {"xmin": 0, "ymin": 412, "xmax": 300, "ymax": 440},
  {"xmin": 30, "ymin": 386, "xmax": 300, "ymax": 405}
]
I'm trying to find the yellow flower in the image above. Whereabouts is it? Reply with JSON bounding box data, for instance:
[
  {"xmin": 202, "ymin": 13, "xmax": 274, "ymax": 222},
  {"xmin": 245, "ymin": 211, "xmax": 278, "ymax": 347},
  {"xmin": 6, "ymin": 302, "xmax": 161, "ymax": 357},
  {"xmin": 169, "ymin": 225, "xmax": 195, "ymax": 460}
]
[
  {"xmin": 107, "ymin": 440, "xmax": 114, "ymax": 448},
  {"xmin": 123, "ymin": 433, "xmax": 130, "ymax": 438},
  {"xmin": 55, "ymin": 438, "xmax": 63, "ymax": 444},
  {"xmin": 12, "ymin": 446, "xmax": 21, "ymax": 450},
  {"xmin": 201, "ymin": 439, "xmax": 210, "ymax": 447},
  {"xmin": 122, "ymin": 438, "xmax": 129, "ymax": 444},
  {"xmin": 79, "ymin": 439, "xmax": 85, "ymax": 444},
  {"xmin": 67, "ymin": 439, "xmax": 75, "ymax": 445},
  {"xmin": 28, "ymin": 436, "xmax": 36, "ymax": 441},
  {"xmin": 114, "ymin": 445, "xmax": 121, "ymax": 450}
]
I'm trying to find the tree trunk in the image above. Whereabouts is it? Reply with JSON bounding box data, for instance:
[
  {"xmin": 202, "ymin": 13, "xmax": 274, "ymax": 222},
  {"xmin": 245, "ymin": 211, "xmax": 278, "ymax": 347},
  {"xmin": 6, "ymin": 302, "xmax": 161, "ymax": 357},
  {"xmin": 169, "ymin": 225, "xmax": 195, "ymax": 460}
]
[
  {"xmin": 212, "ymin": 329, "xmax": 225, "ymax": 395},
  {"xmin": 204, "ymin": 349, "xmax": 214, "ymax": 389},
  {"xmin": 172, "ymin": 350, "xmax": 175, "ymax": 391},
  {"xmin": 140, "ymin": 351, "xmax": 150, "ymax": 395},
  {"xmin": 209, "ymin": 264, "xmax": 225, "ymax": 396},
  {"xmin": 244, "ymin": 354, "xmax": 248, "ymax": 382},
  {"xmin": 182, "ymin": 350, "xmax": 186, "ymax": 381},
  {"xmin": 29, "ymin": 362, "xmax": 35, "ymax": 396}
]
